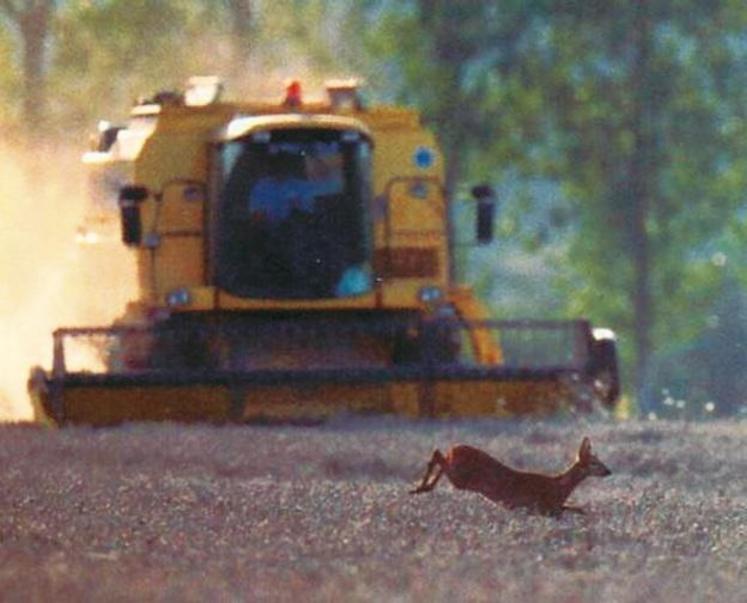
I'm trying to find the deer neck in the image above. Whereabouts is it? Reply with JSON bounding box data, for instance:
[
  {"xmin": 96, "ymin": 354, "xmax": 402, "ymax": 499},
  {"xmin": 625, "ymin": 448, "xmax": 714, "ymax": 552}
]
[{"xmin": 555, "ymin": 462, "xmax": 587, "ymax": 500}]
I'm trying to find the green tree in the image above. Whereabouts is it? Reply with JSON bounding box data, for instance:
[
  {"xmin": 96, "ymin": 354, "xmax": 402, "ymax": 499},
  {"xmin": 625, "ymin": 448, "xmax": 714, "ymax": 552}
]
[
  {"xmin": 363, "ymin": 1, "xmax": 544, "ymax": 194},
  {"xmin": 51, "ymin": 1, "xmax": 199, "ymax": 130},
  {"xmin": 0, "ymin": 0, "xmax": 57, "ymax": 137},
  {"xmin": 526, "ymin": 1, "xmax": 747, "ymax": 395},
  {"xmin": 363, "ymin": 1, "xmax": 747, "ymax": 402}
]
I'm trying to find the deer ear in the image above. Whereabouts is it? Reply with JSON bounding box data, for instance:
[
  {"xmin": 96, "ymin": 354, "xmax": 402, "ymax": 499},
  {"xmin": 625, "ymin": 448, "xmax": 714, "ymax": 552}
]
[{"xmin": 579, "ymin": 437, "xmax": 591, "ymax": 460}]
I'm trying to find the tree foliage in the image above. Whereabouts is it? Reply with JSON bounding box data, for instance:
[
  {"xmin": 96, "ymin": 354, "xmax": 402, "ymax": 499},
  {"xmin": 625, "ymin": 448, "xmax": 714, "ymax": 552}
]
[
  {"xmin": 360, "ymin": 1, "xmax": 747, "ymax": 400},
  {"xmin": 527, "ymin": 1, "xmax": 747, "ymax": 394},
  {"xmin": 1, "ymin": 0, "xmax": 747, "ymax": 409},
  {"xmin": 0, "ymin": 0, "xmax": 57, "ymax": 137}
]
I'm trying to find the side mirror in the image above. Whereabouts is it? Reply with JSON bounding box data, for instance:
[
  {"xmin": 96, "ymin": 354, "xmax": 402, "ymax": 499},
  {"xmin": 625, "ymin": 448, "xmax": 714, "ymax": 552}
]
[
  {"xmin": 118, "ymin": 185, "xmax": 149, "ymax": 246},
  {"xmin": 472, "ymin": 184, "xmax": 496, "ymax": 245}
]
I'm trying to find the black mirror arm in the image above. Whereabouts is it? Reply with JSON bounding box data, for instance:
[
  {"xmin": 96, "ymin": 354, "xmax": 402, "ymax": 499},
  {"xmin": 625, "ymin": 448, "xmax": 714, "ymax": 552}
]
[{"xmin": 472, "ymin": 184, "xmax": 497, "ymax": 245}]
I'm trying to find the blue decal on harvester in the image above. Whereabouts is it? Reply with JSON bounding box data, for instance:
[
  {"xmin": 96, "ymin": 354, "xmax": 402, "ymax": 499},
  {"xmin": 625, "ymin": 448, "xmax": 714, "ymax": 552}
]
[{"xmin": 414, "ymin": 146, "xmax": 435, "ymax": 169}]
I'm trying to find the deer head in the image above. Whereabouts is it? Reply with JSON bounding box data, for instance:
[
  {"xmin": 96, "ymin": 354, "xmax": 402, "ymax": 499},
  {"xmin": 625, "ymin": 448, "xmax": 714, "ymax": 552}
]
[{"xmin": 578, "ymin": 437, "xmax": 612, "ymax": 477}]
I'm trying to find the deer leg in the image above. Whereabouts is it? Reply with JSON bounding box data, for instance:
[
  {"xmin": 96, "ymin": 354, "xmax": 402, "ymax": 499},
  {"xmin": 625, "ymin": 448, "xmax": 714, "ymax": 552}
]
[{"xmin": 410, "ymin": 450, "xmax": 446, "ymax": 494}]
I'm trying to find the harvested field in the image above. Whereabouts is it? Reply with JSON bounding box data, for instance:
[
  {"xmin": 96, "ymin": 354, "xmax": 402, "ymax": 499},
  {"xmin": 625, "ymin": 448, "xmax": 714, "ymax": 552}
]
[{"xmin": 0, "ymin": 418, "xmax": 744, "ymax": 602}]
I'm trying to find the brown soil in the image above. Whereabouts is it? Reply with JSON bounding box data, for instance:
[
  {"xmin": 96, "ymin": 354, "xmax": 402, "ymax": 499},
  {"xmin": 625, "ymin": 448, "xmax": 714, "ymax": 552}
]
[{"xmin": 0, "ymin": 418, "xmax": 745, "ymax": 602}]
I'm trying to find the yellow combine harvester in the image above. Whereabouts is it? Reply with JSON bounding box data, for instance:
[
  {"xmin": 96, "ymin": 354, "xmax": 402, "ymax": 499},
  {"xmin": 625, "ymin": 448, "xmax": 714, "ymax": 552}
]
[{"xmin": 29, "ymin": 78, "xmax": 619, "ymax": 426}]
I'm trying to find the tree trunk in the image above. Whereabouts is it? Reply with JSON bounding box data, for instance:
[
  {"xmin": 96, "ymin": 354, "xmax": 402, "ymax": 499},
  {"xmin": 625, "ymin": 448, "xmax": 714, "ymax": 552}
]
[
  {"xmin": 226, "ymin": 0, "xmax": 253, "ymax": 67},
  {"xmin": 415, "ymin": 0, "xmax": 472, "ymax": 284},
  {"xmin": 629, "ymin": 1, "xmax": 654, "ymax": 397},
  {"xmin": 0, "ymin": 0, "xmax": 55, "ymax": 139}
]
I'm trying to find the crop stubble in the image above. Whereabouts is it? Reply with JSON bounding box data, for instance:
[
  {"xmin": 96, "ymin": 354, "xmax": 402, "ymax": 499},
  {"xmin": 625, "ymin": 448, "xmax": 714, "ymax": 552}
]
[{"xmin": 0, "ymin": 418, "xmax": 744, "ymax": 602}]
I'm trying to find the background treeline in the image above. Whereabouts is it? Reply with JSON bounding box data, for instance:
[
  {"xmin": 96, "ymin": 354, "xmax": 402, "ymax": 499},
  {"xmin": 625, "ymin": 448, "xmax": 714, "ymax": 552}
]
[{"xmin": 2, "ymin": 0, "xmax": 747, "ymax": 417}]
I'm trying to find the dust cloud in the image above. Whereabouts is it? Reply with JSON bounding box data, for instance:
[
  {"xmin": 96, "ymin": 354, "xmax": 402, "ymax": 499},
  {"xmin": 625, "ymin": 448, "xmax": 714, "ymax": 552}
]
[
  {"xmin": 0, "ymin": 145, "xmax": 136, "ymax": 421},
  {"xmin": 0, "ymin": 70, "xmax": 352, "ymax": 422}
]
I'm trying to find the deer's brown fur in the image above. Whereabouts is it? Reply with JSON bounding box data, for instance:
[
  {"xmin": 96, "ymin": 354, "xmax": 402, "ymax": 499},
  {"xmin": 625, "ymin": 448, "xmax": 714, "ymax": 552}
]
[{"xmin": 410, "ymin": 437, "xmax": 611, "ymax": 517}]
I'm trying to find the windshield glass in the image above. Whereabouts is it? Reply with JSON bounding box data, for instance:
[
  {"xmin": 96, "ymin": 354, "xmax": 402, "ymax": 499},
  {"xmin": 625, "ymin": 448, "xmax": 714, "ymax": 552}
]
[{"xmin": 215, "ymin": 128, "xmax": 373, "ymax": 299}]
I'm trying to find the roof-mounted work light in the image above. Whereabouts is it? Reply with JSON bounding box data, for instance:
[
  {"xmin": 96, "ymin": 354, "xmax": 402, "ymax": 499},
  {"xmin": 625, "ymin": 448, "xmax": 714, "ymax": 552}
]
[{"xmin": 326, "ymin": 79, "xmax": 363, "ymax": 111}]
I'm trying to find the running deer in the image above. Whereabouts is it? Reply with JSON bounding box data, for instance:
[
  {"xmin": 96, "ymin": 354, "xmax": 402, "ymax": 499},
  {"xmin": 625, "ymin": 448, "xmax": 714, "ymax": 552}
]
[{"xmin": 410, "ymin": 437, "xmax": 611, "ymax": 517}]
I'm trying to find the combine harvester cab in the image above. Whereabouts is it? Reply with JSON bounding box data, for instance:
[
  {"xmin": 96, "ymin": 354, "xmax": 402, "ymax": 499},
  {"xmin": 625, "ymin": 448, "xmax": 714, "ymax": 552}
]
[{"xmin": 29, "ymin": 78, "xmax": 620, "ymax": 426}]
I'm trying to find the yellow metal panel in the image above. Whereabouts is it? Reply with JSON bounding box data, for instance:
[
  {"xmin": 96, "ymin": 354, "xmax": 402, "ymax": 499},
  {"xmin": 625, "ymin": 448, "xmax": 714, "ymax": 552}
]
[
  {"xmin": 48, "ymin": 381, "xmax": 416, "ymax": 425},
  {"xmin": 171, "ymin": 286, "xmax": 216, "ymax": 311},
  {"xmin": 448, "ymin": 286, "xmax": 504, "ymax": 363},
  {"xmin": 215, "ymin": 290, "xmax": 379, "ymax": 311},
  {"xmin": 431, "ymin": 381, "xmax": 567, "ymax": 417},
  {"xmin": 130, "ymin": 111, "xmax": 229, "ymax": 305},
  {"xmin": 34, "ymin": 376, "xmax": 574, "ymax": 426},
  {"xmin": 366, "ymin": 120, "xmax": 450, "ymax": 310},
  {"xmin": 157, "ymin": 183, "xmax": 204, "ymax": 233},
  {"xmin": 372, "ymin": 129, "xmax": 442, "ymax": 199},
  {"xmin": 61, "ymin": 385, "xmax": 232, "ymax": 426},
  {"xmin": 150, "ymin": 180, "xmax": 206, "ymax": 302},
  {"xmin": 379, "ymin": 279, "xmax": 432, "ymax": 308},
  {"xmin": 236, "ymin": 383, "xmax": 394, "ymax": 421},
  {"xmin": 389, "ymin": 383, "xmax": 420, "ymax": 416},
  {"xmin": 376, "ymin": 249, "xmax": 449, "ymax": 308},
  {"xmin": 361, "ymin": 106, "xmax": 423, "ymax": 130},
  {"xmin": 137, "ymin": 134, "xmax": 208, "ymax": 191},
  {"xmin": 388, "ymin": 179, "xmax": 445, "ymax": 234},
  {"xmin": 154, "ymin": 236, "xmax": 204, "ymax": 303}
]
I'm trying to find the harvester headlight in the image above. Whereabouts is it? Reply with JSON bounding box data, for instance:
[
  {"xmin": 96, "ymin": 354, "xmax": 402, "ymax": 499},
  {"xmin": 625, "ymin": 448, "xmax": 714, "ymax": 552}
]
[
  {"xmin": 326, "ymin": 79, "xmax": 363, "ymax": 111},
  {"xmin": 417, "ymin": 286, "xmax": 444, "ymax": 306},
  {"xmin": 185, "ymin": 76, "xmax": 224, "ymax": 106},
  {"xmin": 166, "ymin": 288, "xmax": 192, "ymax": 308}
]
